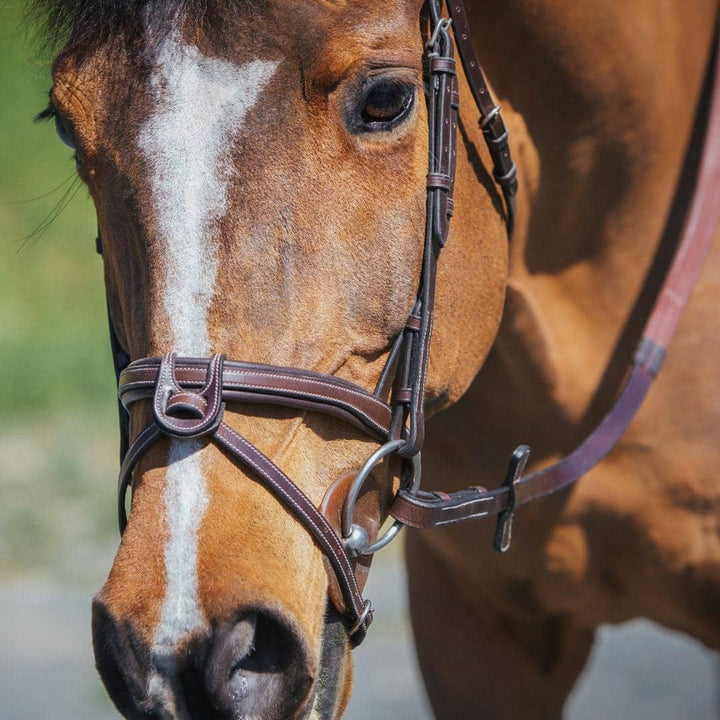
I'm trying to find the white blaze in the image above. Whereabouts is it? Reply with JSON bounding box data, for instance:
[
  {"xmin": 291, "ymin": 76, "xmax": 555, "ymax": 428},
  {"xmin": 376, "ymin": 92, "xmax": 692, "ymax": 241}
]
[
  {"xmin": 139, "ymin": 35, "xmax": 279, "ymax": 651},
  {"xmin": 153, "ymin": 440, "xmax": 208, "ymax": 652},
  {"xmin": 140, "ymin": 37, "xmax": 279, "ymax": 356}
]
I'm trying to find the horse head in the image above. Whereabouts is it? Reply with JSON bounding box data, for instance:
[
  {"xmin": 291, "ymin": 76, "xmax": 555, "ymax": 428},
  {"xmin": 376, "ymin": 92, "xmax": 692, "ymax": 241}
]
[{"xmin": 44, "ymin": 0, "xmax": 509, "ymax": 716}]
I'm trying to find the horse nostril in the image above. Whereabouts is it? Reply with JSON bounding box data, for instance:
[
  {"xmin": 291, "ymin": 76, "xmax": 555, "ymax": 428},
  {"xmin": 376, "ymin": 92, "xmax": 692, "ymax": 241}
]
[
  {"xmin": 205, "ymin": 610, "xmax": 313, "ymax": 717},
  {"xmin": 92, "ymin": 599, "xmax": 151, "ymax": 720}
]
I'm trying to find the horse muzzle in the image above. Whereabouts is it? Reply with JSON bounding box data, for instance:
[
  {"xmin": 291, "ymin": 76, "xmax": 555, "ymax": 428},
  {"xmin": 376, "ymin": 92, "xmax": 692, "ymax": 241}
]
[{"xmin": 92, "ymin": 597, "xmax": 319, "ymax": 720}]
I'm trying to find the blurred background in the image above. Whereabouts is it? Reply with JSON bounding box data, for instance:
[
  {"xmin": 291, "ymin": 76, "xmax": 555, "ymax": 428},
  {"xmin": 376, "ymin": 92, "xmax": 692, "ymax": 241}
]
[{"xmin": 1, "ymin": 2, "xmax": 718, "ymax": 718}]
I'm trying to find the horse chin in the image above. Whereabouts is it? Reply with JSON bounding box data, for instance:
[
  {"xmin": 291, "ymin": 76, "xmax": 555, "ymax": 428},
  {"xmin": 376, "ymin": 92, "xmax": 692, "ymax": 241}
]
[{"xmin": 302, "ymin": 608, "xmax": 352, "ymax": 720}]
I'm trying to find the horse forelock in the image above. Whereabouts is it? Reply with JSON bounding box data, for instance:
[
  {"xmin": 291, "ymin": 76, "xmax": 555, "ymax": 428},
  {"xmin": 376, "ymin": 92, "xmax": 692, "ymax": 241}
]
[
  {"xmin": 32, "ymin": 0, "xmax": 407, "ymax": 60},
  {"xmin": 32, "ymin": 0, "xmax": 263, "ymax": 57}
]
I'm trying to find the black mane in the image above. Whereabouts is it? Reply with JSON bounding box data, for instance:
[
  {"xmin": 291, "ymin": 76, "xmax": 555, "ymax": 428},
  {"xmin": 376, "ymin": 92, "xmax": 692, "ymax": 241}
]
[{"xmin": 31, "ymin": 0, "xmax": 251, "ymax": 57}]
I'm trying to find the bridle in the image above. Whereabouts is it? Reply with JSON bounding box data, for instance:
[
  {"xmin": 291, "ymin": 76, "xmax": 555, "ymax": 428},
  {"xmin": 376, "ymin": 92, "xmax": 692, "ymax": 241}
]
[{"xmin": 98, "ymin": 0, "xmax": 720, "ymax": 646}]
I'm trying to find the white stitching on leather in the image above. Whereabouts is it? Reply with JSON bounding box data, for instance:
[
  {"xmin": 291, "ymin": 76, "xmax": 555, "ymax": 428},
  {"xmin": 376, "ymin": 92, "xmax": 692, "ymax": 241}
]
[{"xmin": 217, "ymin": 423, "xmax": 363, "ymax": 614}]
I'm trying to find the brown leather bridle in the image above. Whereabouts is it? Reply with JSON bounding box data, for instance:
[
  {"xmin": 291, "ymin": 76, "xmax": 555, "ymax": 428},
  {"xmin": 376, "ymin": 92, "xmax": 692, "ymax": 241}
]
[{"xmin": 99, "ymin": 0, "xmax": 720, "ymax": 646}]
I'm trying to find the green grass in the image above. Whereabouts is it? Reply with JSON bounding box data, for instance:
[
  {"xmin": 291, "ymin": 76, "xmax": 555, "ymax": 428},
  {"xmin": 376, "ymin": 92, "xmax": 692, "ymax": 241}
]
[{"xmin": 0, "ymin": 2, "xmax": 118, "ymax": 578}]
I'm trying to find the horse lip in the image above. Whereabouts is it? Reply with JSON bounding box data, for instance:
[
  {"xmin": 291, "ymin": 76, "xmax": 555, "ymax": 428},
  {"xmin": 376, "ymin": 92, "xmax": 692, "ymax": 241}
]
[{"xmin": 301, "ymin": 608, "xmax": 348, "ymax": 720}]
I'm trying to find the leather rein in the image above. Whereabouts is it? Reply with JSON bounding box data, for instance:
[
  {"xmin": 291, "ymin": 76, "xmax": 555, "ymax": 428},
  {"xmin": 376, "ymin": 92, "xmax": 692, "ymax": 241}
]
[{"xmin": 99, "ymin": 0, "xmax": 720, "ymax": 646}]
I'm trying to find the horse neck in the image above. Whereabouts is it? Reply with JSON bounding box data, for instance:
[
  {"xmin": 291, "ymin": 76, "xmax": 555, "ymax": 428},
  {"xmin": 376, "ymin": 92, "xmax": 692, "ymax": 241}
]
[{"xmin": 465, "ymin": 0, "xmax": 717, "ymax": 422}]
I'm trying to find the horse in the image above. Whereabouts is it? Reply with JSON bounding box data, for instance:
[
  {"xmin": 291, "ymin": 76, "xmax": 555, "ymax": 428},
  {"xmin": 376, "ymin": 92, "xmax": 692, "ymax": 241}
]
[{"xmin": 35, "ymin": 0, "xmax": 719, "ymax": 717}]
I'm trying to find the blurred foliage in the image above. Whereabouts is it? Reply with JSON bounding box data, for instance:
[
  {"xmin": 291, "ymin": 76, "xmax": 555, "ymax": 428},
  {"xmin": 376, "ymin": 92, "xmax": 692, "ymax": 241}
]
[
  {"xmin": 0, "ymin": 2, "xmax": 118, "ymax": 578},
  {"xmin": 0, "ymin": 1, "xmax": 115, "ymax": 418}
]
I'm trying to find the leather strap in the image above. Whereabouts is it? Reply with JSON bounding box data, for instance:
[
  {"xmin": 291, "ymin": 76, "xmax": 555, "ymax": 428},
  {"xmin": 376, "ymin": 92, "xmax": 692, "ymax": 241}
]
[
  {"xmin": 391, "ymin": 366, "xmax": 653, "ymax": 529},
  {"xmin": 444, "ymin": 0, "xmax": 518, "ymax": 232},
  {"xmin": 120, "ymin": 357, "xmax": 393, "ymax": 440},
  {"xmin": 641, "ymin": 44, "xmax": 720, "ymax": 354},
  {"xmin": 104, "ymin": 298, "xmax": 131, "ymax": 462},
  {"xmin": 212, "ymin": 423, "xmax": 373, "ymax": 643},
  {"xmin": 398, "ymin": 12, "xmax": 458, "ymax": 456},
  {"xmin": 392, "ymin": 0, "xmax": 519, "ymax": 456}
]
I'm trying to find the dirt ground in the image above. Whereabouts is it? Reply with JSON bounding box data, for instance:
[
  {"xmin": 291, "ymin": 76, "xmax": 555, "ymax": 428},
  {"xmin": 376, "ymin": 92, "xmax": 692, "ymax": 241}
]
[{"xmin": 1, "ymin": 545, "xmax": 718, "ymax": 720}]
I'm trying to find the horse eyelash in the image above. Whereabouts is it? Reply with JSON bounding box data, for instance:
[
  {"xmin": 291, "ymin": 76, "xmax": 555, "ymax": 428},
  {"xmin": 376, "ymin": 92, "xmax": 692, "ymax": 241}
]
[
  {"xmin": 34, "ymin": 93, "xmax": 57, "ymax": 123},
  {"xmin": 34, "ymin": 99, "xmax": 81, "ymax": 167}
]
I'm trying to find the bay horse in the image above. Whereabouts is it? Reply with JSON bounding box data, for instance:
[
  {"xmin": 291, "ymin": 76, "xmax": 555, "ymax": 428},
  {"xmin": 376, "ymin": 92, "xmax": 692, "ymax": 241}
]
[{"xmin": 36, "ymin": 0, "xmax": 720, "ymax": 718}]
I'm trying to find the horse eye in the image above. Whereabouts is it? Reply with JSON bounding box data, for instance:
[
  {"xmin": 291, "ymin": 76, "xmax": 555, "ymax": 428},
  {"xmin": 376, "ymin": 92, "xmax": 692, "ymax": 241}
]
[
  {"xmin": 360, "ymin": 81, "xmax": 414, "ymax": 129},
  {"xmin": 55, "ymin": 113, "xmax": 77, "ymax": 150}
]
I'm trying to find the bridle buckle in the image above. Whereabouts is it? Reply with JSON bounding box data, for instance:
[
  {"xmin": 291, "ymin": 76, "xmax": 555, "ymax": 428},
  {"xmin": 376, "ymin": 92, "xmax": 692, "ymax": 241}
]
[{"xmin": 427, "ymin": 16, "xmax": 452, "ymax": 51}]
